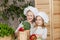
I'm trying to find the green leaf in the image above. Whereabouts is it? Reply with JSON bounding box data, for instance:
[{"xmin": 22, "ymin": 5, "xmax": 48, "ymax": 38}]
[
  {"xmin": 0, "ymin": 23, "xmax": 15, "ymax": 37},
  {"xmin": 4, "ymin": 0, "xmax": 8, "ymax": 4},
  {"xmin": 1, "ymin": 0, "xmax": 34, "ymax": 22},
  {"xmin": 22, "ymin": 21, "xmax": 31, "ymax": 30},
  {"xmin": 18, "ymin": 0, "xmax": 24, "ymax": 2}
]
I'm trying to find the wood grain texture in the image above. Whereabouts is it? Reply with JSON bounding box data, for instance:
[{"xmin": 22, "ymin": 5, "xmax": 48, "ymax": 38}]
[
  {"xmin": 35, "ymin": 0, "xmax": 60, "ymax": 40},
  {"xmin": 53, "ymin": 0, "xmax": 60, "ymax": 40}
]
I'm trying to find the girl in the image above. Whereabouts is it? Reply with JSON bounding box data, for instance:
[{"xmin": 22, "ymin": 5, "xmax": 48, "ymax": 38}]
[
  {"xmin": 31, "ymin": 12, "xmax": 49, "ymax": 40},
  {"xmin": 15, "ymin": 6, "xmax": 38, "ymax": 35}
]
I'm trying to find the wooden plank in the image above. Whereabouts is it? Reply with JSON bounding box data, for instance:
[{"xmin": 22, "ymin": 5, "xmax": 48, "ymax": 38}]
[
  {"xmin": 53, "ymin": 13, "xmax": 60, "ymax": 15},
  {"xmin": 54, "ymin": 34, "xmax": 60, "ymax": 39},
  {"xmin": 53, "ymin": 6, "xmax": 60, "ymax": 13},
  {"xmin": 53, "ymin": 1, "xmax": 60, "ymax": 5},
  {"xmin": 38, "ymin": 8, "xmax": 50, "ymax": 13},
  {"xmin": 35, "ymin": 0, "xmax": 49, "ymax": 5},
  {"xmin": 47, "ymin": 37, "xmax": 50, "ymax": 40},
  {"xmin": 53, "ymin": 0, "xmax": 60, "ymax": 1},
  {"xmin": 53, "ymin": 24, "xmax": 60, "ymax": 28},
  {"xmin": 53, "ymin": 17, "xmax": 60, "ymax": 23},
  {"xmin": 53, "ymin": 25, "xmax": 60, "ymax": 40},
  {"xmin": 35, "ymin": 5, "xmax": 49, "ymax": 9},
  {"xmin": 54, "ymin": 29, "xmax": 60, "ymax": 32}
]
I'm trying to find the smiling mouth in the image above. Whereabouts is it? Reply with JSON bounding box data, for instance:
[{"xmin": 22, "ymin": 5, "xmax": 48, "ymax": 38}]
[{"xmin": 29, "ymin": 18, "xmax": 32, "ymax": 20}]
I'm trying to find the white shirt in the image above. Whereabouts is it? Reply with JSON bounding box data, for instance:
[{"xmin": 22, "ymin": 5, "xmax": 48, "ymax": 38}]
[
  {"xmin": 30, "ymin": 26, "xmax": 47, "ymax": 40},
  {"xmin": 15, "ymin": 21, "xmax": 35, "ymax": 33},
  {"xmin": 15, "ymin": 22, "xmax": 23, "ymax": 33}
]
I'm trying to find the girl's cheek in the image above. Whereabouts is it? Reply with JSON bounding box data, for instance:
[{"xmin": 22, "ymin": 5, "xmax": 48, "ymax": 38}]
[{"xmin": 39, "ymin": 20, "xmax": 43, "ymax": 23}]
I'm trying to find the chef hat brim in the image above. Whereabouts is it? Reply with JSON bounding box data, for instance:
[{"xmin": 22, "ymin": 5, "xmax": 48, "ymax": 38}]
[
  {"xmin": 36, "ymin": 12, "xmax": 49, "ymax": 23},
  {"xmin": 24, "ymin": 6, "xmax": 38, "ymax": 17}
]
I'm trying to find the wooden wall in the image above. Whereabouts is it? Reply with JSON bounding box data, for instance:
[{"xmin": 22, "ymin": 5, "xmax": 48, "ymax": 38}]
[
  {"xmin": 53, "ymin": 0, "xmax": 60, "ymax": 40},
  {"xmin": 35, "ymin": 0, "xmax": 60, "ymax": 40}
]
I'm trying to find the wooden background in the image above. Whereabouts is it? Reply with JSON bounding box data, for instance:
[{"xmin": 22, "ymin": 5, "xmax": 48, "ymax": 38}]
[
  {"xmin": 35, "ymin": 0, "xmax": 60, "ymax": 40},
  {"xmin": 53, "ymin": 0, "xmax": 60, "ymax": 40}
]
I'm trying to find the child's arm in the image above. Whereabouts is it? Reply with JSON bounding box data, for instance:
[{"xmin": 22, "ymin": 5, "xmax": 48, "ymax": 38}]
[
  {"xmin": 42, "ymin": 28, "xmax": 47, "ymax": 40},
  {"xmin": 15, "ymin": 22, "xmax": 23, "ymax": 33},
  {"xmin": 15, "ymin": 22, "xmax": 23, "ymax": 37}
]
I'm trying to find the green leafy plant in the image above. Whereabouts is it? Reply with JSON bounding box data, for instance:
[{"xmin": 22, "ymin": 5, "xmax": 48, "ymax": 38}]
[
  {"xmin": 4, "ymin": 0, "xmax": 8, "ymax": 4},
  {"xmin": 18, "ymin": 0, "xmax": 24, "ymax": 2},
  {"xmin": 0, "ymin": 23, "xmax": 15, "ymax": 37},
  {"xmin": 1, "ymin": 4, "xmax": 26, "ymax": 21},
  {"xmin": 0, "ymin": 0, "xmax": 34, "ymax": 21},
  {"xmin": 22, "ymin": 21, "xmax": 31, "ymax": 30}
]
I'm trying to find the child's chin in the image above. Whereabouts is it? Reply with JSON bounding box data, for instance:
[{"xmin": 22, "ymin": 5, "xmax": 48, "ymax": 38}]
[{"xmin": 37, "ymin": 24, "xmax": 41, "ymax": 26}]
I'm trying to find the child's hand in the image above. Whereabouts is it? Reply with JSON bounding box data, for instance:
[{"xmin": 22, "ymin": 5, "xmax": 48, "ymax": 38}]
[
  {"xmin": 30, "ymin": 34, "xmax": 37, "ymax": 40},
  {"xmin": 18, "ymin": 27, "xmax": 24, "ymax": 31},
  {"xmin": 36, "ymin": 34, "xmax": 42, "ymax": 40}
]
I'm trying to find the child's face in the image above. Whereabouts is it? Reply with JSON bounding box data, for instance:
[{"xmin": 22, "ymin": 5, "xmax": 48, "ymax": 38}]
[
  {"xmin": 35, "ymin": 16, "xmax": 44, "ymax": 26},
  {"xmin": 26, "ymin": 11, "xmax": 34, "ymax": 22}
]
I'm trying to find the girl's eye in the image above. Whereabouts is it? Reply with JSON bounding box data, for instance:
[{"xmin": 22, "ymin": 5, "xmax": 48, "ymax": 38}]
[
  {"xmin": 27, "ymin": 15, "xmax": 32, "ymax": 17},
  {"xmin": 27, "ymin": 15, "xmax": 29, "ymax": 16},
  {"xmin": 39, "ymin": 19, "xmax": 41, "ymax": 20},
  {"xmin": 30, "ymin": 15, "xmax": 32, "ymax": 17}
]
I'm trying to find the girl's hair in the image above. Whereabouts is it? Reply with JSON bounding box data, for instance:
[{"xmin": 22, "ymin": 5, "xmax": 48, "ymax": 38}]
[
  {"xmin": 26, "ymin": 10, "xmax": 31, "ymax": 14},
  {"xmin": 34, "ymin": 16, "xmax": 45, "ymax": 28}
]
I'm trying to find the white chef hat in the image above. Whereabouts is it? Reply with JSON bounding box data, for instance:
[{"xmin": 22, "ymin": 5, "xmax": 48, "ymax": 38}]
[
  {"xmin": 36, "ymin": 11, "xmax": 49, "ymax": 23},
  {"xmin": 24, "ymin": 6, "xmax": 38, "ymax": 17}
]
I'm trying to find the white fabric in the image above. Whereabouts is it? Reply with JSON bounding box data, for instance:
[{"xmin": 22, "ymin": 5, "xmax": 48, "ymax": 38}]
[
  {"xmin": 31, "ymin": 26, "xmax": 47, "ymax": 40},
  {"xmin": 42, "ymin": 28, "xmax": 47, "ymax": 39},
  {"xmin": 15, "ymin": 21, "xmax": 35, "ymax": 33},
  {"xmin": 30, "ymin": 27, "xmax": 34, "ymax": 35},
  {"xmin": 33, "ymin": 27, "xmax": 43, "ymax": 35},
  {"xmin": 15, "ymin": 22, "xmax": 23, "ymax": 33},
  {"xmin": 30, "ymin": 23, "xmax": 35, "ymax": 35},
  {"xmin": 24, "ymin": 6, "xmax": 38, "ymax": 17},
  {"xmin": 36, "ymin": 12, "xmax": 49, "ymax": 23}
]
